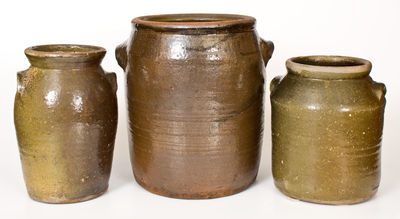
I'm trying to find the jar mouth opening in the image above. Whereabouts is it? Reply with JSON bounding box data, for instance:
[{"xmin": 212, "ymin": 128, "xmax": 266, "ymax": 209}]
[
  {"xmin": 286, "ymin": 56, "xmax": 372, "ymax": 79},
  {"xmin": 24, "ymin": 44, "xmax": 106, "ymax": 68},
  {"xmin": 25, "ymin": 44, "xmax": 106, "ymax": 58},
  {"xmin": 132, "ymin": 14, "xmax": 255, "ymax": 30}
]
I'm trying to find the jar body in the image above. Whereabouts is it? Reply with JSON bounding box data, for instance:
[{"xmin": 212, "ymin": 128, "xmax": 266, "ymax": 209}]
[
  {"xmin": 116, "ymin": 17, "xmax": 273, "ymax": 198},
  {"xmin": 14, "ymin": 51, "xmax": 118, "ymax": 203},
  {"xmin": 270, "ymin": 72, "xmax": 386, "ymax": 204}
]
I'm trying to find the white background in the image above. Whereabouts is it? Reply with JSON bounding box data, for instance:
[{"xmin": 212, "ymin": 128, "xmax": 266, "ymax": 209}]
[{"xmin": 1, "ymin": 0, "xmax": 399, "ymax": 218}]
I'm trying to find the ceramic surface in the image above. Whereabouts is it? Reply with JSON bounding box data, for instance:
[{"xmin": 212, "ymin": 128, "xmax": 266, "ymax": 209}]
[
  {"xmin": 14, "ymin": 44, "xmax": 118, "ymax": 203},
  {"xmin": 116, "ymin": 14, "xmax": 274, "ymax": 199},
  {"xmin": 270, "ymin": 56, "xmax": 386, "ymax": 205}
]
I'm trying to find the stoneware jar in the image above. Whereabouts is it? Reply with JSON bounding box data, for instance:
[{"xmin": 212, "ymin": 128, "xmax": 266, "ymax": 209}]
[
  {"xmin": 14, "ymin": 44, "xmax": 118, "ymax": 203},
  {"xmin": 270, "ymin": 56, "xmax": 386, "ymax": 205},
  {"xmin": 116, "ymin": 14, "xmax": 274, "ymax": 199}
]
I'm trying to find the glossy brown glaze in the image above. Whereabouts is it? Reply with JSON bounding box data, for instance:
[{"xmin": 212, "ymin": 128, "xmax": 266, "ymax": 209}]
[
  {"xmin": 116, "ymin": 14, "xmax": 274, "ymax": 199},
  {"xmin": 14, "ymin": 44, "xmax": 118, "ymax": 203},
  {"xmin": 270, "ymin": 56, "xmax": 386, "ymax": 205}
]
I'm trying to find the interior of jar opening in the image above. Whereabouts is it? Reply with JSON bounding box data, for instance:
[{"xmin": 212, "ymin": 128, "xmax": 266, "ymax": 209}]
[
  {"xmin": 139, "ymin": 14, "xmax": 246, "ymax": 23},
  {"xmin": 31, "ymin": 45, "xmax": 101, "ymax": 53},
  {"xmin": 292, "ymin": 56, "xmax": 365, "ymax": 67}
]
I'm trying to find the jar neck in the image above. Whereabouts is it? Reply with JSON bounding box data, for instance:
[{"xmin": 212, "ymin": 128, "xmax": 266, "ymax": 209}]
[
  {"xmin": 24, "ymin": 44, "xmax": 106, "ymax": 69},
  {"xmin": 26, "ymin": 55, "xmax": 104, "ymax": 69},
  {"xmin": 286, "ymin": 56, "xmax": 372, "ymax": 80},
  {"xmin": 132, "ymin": 13, "xmax": 256, "ymax": 34}
]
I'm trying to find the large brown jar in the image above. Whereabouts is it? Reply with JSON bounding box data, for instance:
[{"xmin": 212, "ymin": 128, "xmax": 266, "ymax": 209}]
[
  {"xmin": 14, "ymin": 45, "xmax": 118, "ymax": 203},
  {"xmin": 270, "ymin": 56, "xmax": 386, "ymax": 205},
  {"xmin": 116, "ymin": 14, "xmax": 274, "ymax": 199}
]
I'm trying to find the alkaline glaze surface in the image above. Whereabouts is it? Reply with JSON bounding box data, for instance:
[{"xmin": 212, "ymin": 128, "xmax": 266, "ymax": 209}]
[
  {"xmin": 14, "ymin": 45, "xmax": 118, "ymax": 203},
  {"xmin": 116, "ymin": 14, "xmax": 274, "ymax": 199},
  {"xmin": 270, "ymin": 56, "xmax": 386, "ymax": 205}
]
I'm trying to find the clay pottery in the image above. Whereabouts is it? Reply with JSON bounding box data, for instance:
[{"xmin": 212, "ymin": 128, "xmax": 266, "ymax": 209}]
[
  {"xmin": 116, "ymin": 14, "xmax": 274, "ymax": 199},
  {"xmin": 270, "ymin": 56, "xmax": 386, "ymax": 205},
  {"xmin": 14, "ymin": 44, "xmax": 118, "ymax": 203}
]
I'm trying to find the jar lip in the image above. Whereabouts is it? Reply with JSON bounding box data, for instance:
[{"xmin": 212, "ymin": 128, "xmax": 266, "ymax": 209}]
[
  {"xmin": 286, "ymin": 55, "xmax": 372, "ymax": 79},
  {"xmin": 132, "ymin": 13, "xmax": 255, "ymax": 30},
  {"xmin": 25, "ymin": 44, "xmax": 106, "ymax": 58}
]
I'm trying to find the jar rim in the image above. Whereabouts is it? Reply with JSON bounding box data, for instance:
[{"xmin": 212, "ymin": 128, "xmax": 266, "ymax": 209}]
[
  {"xmin": 132, "ymin": 13, "xmax": 255, "ymax": 31},
  {"xmin": 286, "ymin": 56, "xmax": 372, "ymax": 79},
  {"xmin": 24, "ymin": 44, "xmax": 106, "ymax": 68},
  {"xmin": 25, "ymin": 44, "xmax": 106, "ymax": 58}
]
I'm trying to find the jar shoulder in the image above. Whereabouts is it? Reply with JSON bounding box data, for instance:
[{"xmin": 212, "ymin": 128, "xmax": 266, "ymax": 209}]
[
  {"xmin": 270, "ymin": 74, "xmax": 386, "ymax": 111},
  {"xmin": 128, "ymin": 29, "xmax": 262, "ymax": 62},
  {"xmin": 17, "ymin": 66, "xmax": 112, "ymax": 94},
  {"xmin": 124, "ymin": 29, "xmax": 266, "ymax": 103},
  {"xmin": 14, "ymin": 66, "xmax": 117, "ymax": 116}
]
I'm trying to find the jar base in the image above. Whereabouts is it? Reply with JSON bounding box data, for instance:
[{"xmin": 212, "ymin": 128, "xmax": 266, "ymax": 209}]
[
  {"xmin": 27, "ymin": 186, "xmax": 108, "ymax": 204},
  {"xmin": 274, "ymin": 182, "xmax": 377, "ymax": 205},
  {"xmin": 135, "ymin": 175, "xmax": 257, "ymax": 199}
]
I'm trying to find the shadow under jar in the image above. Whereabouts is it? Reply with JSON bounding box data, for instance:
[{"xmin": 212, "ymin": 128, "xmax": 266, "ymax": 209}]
[
  {"xmin": 270, "ymin": 56, "xmax": 386, "ymax": 205},
  {"xmin": 116, "ymin": 14, "xmax": 274, "ymax": 199},
  {"xmin": 14, "ymin": 45, "xmax": 118, "ymax": 203}
]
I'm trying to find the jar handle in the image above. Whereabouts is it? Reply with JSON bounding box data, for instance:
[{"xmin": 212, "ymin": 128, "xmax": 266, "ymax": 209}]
[
  {"xmin": 259, "ymin": 38, "xmax": 274, "ymax": 66},
  {"xmin": 115, "ymin": 41, "xmax": 128, "ymax": 71},
  {"xmin": 17, "ymin": 69, "xmax": 28, "ymax": 94},
  {"xmin": 270, "ymin": 76, "xmax": 282, "ymax": 93},
  {"xmin": 372, "ymin": 82, "xmax": 386, "ymax": 101},
  {"xmin": 105, "ymin": 72, "xmax": 118, "ymax": 93}
]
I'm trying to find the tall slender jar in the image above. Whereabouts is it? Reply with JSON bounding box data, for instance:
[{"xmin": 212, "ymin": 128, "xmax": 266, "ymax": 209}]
[
  {"xmin": 116, "ymin": 14, "xmax": 274, "ymax": 199},
  {"xmin": 270, "ymin": 56, "xmax": 386, "ymax": 205},
  {"xmin": 14, "ymin": 44, "xmax": 118, "ymax": 203}
]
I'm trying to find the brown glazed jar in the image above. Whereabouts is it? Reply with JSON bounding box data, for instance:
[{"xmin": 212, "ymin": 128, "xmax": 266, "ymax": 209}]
[
  {"xmin": 116, "ymin": 14, "xmax": 274, "ymax": 199},
  {"xmin": 14, "ymin": 45, "xmax": 118, "ymax": 203},
  {"xmin": 270, "ymin": 56, "xmax": 386, "ymax": 205}
]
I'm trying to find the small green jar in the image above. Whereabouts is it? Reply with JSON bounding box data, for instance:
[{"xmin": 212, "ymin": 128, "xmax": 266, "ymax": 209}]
[
  {"xmin": 270, "ymin": 56, "xmax": 386, "ymax": 205},
  {"xmin": 14, "ymin": 45, "xmax": 118, "ymax": 203}
]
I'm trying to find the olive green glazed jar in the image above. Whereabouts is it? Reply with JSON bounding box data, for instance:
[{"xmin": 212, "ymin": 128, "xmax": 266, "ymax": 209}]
[
  {"xmin": 14, "ymin": 44, "xmax": 118, "ymax": 203},
  {"xmin": 270, "ymin": 56, "xmax": 386, "ymax": 205}
]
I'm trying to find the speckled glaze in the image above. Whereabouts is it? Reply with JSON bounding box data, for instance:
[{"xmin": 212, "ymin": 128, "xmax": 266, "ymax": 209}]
[
  {"xmin": 14, "ymin": 45, "xmax": 118, "ymax": 203},
  {"xmin": 270, "ymin": 56, "xmax": 386, "ymax": 205},
  {"xmin": 116, "ymin": 14, "xmax": 274, "ymax": 199}
]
